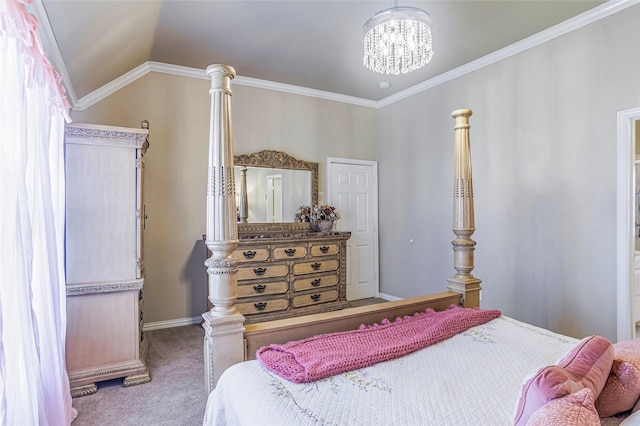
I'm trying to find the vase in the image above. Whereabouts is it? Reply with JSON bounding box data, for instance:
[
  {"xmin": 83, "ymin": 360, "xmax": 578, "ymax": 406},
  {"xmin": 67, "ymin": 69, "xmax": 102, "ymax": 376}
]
[{"xmin": 316, "ymin": 220, "xmax": 333, "ymax": 233}]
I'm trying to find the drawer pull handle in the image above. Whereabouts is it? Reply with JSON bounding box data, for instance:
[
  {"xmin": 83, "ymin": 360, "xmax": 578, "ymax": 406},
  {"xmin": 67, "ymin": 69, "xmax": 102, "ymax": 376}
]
[
  {"xmin": 284, "ymin": 248, "xmax": 296, "ymax": 257},
  {"xmin": 311, "ymin": 262, "xmax": 321, "ymax": 271},
  {"xmin": 254, "ymin": 302, "xmax": 267, "ymax": 311},
  {"xmin": 253, "ymin": 267, "xmax": 267, "ymax": 276},
  {"xmin": 243, "ymin": 250, "xmax": 257, "ymax": 259},
  {"xmin": 253, "ymin": 284, "xmax": 266, "ymax": 293},
  {"xmin": 311, "ymin": 279, "xmax": 321, "ymax": 287},
  {"xmin": 320, "ymin": 246, "xmax": 329, "ymax": 253},
  {"xmin": 310, "ymin": 293, "xmax": 321, "ymax": 302}
]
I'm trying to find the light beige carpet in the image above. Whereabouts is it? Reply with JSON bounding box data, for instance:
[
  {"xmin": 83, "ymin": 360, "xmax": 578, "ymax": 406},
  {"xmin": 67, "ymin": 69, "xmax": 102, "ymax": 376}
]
[
  {"xmin": 71, "ymin": 324, "xmax": 206, "ymax": 426},
  {"xmin": 71, "ymin": 299, "xmax": 386, "ymax": 425}
]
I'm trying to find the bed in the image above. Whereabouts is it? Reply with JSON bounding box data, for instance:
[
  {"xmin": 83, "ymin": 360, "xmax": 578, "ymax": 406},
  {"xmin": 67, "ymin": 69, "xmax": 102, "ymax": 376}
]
[
  {"xmin": 207, "ymin": 315, "xmax": 576, "ymax": 425},
  {"xmin": 200, "ymin": 64, "xmax": 640, "ymax": 425}
]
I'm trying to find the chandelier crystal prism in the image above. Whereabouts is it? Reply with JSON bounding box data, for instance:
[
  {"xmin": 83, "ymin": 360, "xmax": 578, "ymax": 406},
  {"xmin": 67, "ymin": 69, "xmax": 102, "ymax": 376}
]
[{"xmin": 363, "ymin": 6, "xmax": 433, "ymax": 75}]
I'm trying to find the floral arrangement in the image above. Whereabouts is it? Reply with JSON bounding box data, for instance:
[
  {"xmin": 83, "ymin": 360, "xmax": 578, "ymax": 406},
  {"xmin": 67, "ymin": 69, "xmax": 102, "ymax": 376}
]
[{"xmin": 294, "ymin": 205, "xmax": 341, "ymax": 223}]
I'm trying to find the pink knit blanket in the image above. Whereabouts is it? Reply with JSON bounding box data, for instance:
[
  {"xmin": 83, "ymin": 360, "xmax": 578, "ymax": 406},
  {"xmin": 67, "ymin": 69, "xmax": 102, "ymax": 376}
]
[{"xmin": 256, "ymin": 305, "xmax": 502, "ymax": 383}]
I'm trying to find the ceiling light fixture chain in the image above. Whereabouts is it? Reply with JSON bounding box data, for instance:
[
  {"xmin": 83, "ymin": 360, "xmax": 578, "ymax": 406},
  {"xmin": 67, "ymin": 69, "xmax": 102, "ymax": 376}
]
[{"xmin": 362, "ymin": 2, "xmax": 434, "ymax": 75}]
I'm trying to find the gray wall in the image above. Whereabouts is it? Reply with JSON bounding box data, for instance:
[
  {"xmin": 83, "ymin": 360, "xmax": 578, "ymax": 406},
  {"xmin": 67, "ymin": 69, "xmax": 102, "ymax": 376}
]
[
  {"xmin": 71, "ymin": 73, "xmax": 377, "ymax": 325},
  {"xmin": 378, "ymin": 5, "xmax": 640, "ymax": 341}
]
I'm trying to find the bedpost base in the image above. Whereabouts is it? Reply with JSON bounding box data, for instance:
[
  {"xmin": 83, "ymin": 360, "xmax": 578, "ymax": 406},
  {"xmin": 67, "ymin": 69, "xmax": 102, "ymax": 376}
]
[
  {"xmin": 202, "ymin": 311, "xmax": 246, "ymax": 395},
  {"xmin": 447, "ymin": 276, "xmax": 482, "ymax": 308}
]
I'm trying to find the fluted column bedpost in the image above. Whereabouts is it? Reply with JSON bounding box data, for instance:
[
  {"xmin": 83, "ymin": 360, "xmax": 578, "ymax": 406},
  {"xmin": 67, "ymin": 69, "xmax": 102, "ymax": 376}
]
[
  {"xmin": 201, "ymin": 64, "xmax": 245, "ymax": 395},
  {"xmin": 446, "ymin": 109, "xmax": 482, "ymax": 308}
]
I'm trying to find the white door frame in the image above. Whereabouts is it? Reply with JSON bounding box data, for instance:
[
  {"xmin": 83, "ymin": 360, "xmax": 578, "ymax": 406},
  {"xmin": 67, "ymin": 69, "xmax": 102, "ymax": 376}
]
[
  {"xmin": 326, "ymin": 157, "xmax": 380, "ymax": 298},
  {"xmin": 616, "ymin": 107, "xmax": 640, "ymax": 342}
]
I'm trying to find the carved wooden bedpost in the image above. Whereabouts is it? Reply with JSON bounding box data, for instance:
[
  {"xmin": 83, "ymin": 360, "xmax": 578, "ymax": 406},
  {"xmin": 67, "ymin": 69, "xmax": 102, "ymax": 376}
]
[
  {"xmin": 202, "ymin": 64, "xmax": 245, "ymax": 395},
  {"xmin": 447, "ymin": 109, "xmax": 482, "ymax": 308}
]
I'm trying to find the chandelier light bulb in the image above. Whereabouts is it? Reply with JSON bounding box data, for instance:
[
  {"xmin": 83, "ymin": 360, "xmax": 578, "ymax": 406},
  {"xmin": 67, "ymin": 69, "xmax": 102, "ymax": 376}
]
[{"xmin": 363, "ymin": 6, "xmax": 434, "ymax": 75}]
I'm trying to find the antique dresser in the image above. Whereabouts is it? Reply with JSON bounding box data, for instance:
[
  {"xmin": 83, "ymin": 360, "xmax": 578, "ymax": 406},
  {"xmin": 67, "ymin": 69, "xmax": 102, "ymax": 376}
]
[{"xmin": 225, "ymin": 224, "xmax": 351, "ymax": 323}]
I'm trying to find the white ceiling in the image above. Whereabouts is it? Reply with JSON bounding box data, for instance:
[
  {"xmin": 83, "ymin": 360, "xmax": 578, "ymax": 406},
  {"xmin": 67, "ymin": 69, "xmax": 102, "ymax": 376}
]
[{"xmin": 37, "ymin": 0, "xmax": 612, "ymax": 106}]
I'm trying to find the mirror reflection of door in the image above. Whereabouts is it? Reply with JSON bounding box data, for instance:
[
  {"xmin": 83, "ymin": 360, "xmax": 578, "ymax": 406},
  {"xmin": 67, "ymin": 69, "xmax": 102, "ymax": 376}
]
[
  {"xmin": 235, "ymin": 166, "xmax": 311, "ymax": 223},
  {"xmin": 266, "ymin": 174, "xmax": 283, "ymax": 222}
]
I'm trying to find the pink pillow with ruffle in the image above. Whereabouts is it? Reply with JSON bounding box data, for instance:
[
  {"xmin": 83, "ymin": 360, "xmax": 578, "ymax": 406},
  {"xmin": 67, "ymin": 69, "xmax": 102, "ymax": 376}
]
[
  {"xmin": 513, "ymin": 335, "xmax": 614, "ymax": 426},
  {"xmin": 526, "ymin": 388, "xmax": 600, "ymax": 426},
  {"xmin": 595, "ymin": 338, "xmax": 640, "ymax": 417}
]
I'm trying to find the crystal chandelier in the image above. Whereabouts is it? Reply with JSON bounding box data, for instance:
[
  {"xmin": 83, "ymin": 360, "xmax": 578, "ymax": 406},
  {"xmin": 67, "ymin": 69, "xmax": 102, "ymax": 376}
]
[{"xmin": 363, "ymin": 4, "xmax": 434, "ymax": 75}]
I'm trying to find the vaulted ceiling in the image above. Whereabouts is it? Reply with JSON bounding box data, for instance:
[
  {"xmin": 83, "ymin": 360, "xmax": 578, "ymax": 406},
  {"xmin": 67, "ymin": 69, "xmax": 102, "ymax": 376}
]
[{"xmin": 36, "ymin": 1, "xmax": 612, "ymax": 107}]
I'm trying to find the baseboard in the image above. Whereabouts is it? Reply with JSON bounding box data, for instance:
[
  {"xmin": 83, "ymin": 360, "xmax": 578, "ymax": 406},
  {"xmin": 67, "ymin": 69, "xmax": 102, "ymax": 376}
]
[
  {"xmin": 143, "ymin": 316, "xmax": 202, "ymax": 331},
  {"xmin": 377, "ymin": 292, "xmax": 401, "ymax": 301}
]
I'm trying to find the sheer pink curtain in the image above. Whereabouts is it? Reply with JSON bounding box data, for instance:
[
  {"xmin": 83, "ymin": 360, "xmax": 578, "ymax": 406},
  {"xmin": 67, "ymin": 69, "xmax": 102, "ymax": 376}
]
[{"xmin": 0, "ymin": 0, "xmax": 76, "ymax": 424}]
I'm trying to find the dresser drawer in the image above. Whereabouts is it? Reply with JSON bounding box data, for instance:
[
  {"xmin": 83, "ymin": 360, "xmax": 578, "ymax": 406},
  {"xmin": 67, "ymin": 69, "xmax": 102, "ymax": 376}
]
[
  {"xmin": 293, "ymin": 273, "xmax": 338, "ymax": 291},
  {"xmin": 231, "ymin": 248, "xmax": 269, "ymax": 263},
  {"xmin": 237, "ymin": 298, "xmax": 289, "ymax": 316},
  {"xmin": 291, "ymin": 289, "xmax": 338, "ymax": 308},
  {"xmin": 310, "ymin": 243, "xmax": 339, "ymax": 257},
  {"xmin": 238, "ymin": 264, "xmax": 288, "ymax": 280},
  {"xmin": 231, "ymin": 231, "xmax": 350, "ymax": 322},
  {"xmin": 293, "ymin": 259, "xmax": 338, "ymax": 275},
  {"xmin": 272, "ymin": 245, "xmax": 307, "ymax": 260},
  {"xmin": 238, "ymin": 280, "xmax": 288, "ymax": 298}
]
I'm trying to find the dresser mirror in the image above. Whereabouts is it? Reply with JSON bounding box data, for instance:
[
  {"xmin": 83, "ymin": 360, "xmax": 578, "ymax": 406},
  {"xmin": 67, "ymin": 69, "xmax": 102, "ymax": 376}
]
[{"xmin": 234, "ymin": 150, "xmax": 318, "ymax": 228}]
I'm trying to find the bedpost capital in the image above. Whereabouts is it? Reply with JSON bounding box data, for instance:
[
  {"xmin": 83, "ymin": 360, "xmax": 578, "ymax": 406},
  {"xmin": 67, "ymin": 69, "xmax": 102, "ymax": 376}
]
[{"xmin": 206, "ymin": 64, "xmax": 236, "ymax": 79}]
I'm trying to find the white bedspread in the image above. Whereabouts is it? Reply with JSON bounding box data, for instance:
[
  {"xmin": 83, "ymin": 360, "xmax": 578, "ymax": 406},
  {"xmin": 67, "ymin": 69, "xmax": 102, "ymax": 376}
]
[{"xmin": 204, "ymin": 316, "xmax": 582, "ymax": 426}]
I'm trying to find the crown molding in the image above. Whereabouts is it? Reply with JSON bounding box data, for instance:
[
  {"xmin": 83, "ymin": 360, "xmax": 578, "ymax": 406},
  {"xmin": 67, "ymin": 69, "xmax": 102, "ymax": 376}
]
[
  {"xmin": 73, "ymin": 62, "xmax": 377, "ymax": 111},
  {"xmin": 73, "ymin": 62, "xmax": 152, "ymax": 111},
  {"xmin": 233, "ymin": 75, "xmax": 378, "ymax": 108},
  {"xmin": 37, "ymin": 0, "xmax": 638, "ymax": 111},
  {"xmin": 377, "ymin": 0, "xmax": 640, "ymax": 107}
]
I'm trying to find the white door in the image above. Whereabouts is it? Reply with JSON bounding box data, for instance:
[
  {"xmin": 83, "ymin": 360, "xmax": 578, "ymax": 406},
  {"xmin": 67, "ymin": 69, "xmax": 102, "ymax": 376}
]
[{"xmin": 328, "ymin": 158, "xmax": 378, "ymax": 300}]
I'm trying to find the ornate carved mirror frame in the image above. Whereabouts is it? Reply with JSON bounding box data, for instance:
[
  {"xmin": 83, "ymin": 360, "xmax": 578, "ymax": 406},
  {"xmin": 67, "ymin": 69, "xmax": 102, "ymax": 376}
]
[{"xmin": 234, "ymin": 150, "xmax": 318, "ymax": 235}]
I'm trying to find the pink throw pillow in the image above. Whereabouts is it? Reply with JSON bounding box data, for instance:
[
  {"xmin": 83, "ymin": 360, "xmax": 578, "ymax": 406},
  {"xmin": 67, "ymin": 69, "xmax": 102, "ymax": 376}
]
[
  {"xmin": 595, "ymin": 338, "xmax": 640, "ymax": 417},
  {"xmin": 513, "ymin": 335, "xmax": 614, "ymax": 426},
  {"xmin": 526, "ymin": 388, "xmax": 600, "ymax": 426}
]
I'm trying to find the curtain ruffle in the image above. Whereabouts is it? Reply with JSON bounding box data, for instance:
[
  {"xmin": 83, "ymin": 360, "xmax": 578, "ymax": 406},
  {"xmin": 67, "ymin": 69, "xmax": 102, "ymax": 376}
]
[{"xmin": 0, "ymin": 0, "xmax": 70, "ymax": 121}]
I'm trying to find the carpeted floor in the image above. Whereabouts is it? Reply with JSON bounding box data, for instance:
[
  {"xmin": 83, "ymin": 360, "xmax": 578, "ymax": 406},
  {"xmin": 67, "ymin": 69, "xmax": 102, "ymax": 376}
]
[
  {"xmin": 70, "ymin": 298, "xmax": 386, "ymax": 425},
  {"xmin": 71, "ymin": 324, "xmax": 206, "ymax": 426}
]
